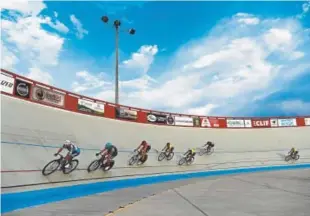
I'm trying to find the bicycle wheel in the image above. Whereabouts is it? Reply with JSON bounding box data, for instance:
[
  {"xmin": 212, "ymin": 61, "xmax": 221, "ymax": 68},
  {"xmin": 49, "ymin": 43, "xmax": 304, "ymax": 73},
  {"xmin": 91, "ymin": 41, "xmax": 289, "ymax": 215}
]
[
  {"xmin": 138, "ymin": 154, "xmax": 148, "ymax": 165},
  {"xmin": 87, "ymin": 159, "xmax": 101, "ymax": 172},
  {"xmin": 158, "ymin": 152, "xmax": 166, "ymax": 161},
  {"xmin": 187, "ymin": 157, "xmax": 194, "ymax": 165},
  {"xmin": 63, "ymin": 159, "xmax": 79, "ymax": 174},
  {"xmin": 206, "ymin": 147, "xmax": 214, "ymax": 155},
  {"xmin": 294, "ymin": 155, "xmax": 300, "ymax": 160},
  {"xmin": 167, "ymin": 152, "xmax": 174, "ymax": 161},
  {"xmin": 128, "ymin": 154, "xmax": 138, "ymax": 165},
  {"xmin": 178, "ymin": 157, "xmax": 186, "ymax": 166},
  {"xmin": 42, "ymin": 159, "xmax": 60, "ymax": 176},
  {"xmin": 103, "ymin": 160, "xmax": 115, "ymax": 172},
  {"xmin": 198, "ymin": 149, "xmax": 206, "ymax": 156},
  {"xmin": 285, "ymin": 155, "xmax": 291, "ymax": 162}
]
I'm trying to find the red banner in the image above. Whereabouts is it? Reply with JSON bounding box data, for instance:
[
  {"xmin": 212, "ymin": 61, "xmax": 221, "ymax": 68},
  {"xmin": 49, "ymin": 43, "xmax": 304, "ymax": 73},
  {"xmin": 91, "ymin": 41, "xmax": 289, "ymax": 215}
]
[{"xmin": 251, "ymin": 119, "xmax": 271, "ymax": 128}]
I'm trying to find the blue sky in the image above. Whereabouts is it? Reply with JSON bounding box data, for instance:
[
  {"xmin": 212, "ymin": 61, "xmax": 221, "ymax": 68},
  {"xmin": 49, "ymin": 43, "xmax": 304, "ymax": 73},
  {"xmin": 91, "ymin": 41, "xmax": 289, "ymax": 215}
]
[{"xmin": 1, "ymin": 0, "xmax": 310, "ymax": 117}]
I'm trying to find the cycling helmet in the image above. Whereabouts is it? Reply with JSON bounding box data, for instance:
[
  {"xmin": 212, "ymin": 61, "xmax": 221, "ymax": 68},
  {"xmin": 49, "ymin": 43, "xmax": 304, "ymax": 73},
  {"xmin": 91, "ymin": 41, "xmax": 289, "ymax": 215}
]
[
  {"xmin": 207, "ymin": 141, "xmax": 212, "ymax": 145},
  {"xmin": 105, "ymin": 142, "xmax": 113, "ymax": 148},
  {"xmin": 64, "ymin": 140, "xmax": 71, "ymax": 145},
  {"xmin": 191, "ymin": 148, "xmax": 195, "ymax": 153},
  {"xmin": 167, "ymin": 142, "xmax": 171, "ymax": 147},
  {"xmin": 142, "ymin": 140, "xmax": 147, "ymax": 145}
]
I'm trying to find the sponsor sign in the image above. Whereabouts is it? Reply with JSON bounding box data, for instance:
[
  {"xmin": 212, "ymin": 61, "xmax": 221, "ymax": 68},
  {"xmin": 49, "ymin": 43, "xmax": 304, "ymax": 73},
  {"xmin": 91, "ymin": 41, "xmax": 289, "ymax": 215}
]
[
  {"xmin": 226, "ymin": 119, "xmax": 245, "ymax": 128},
  {"xmin": 166, "ymin": 115, "xmax": 175, "ymax": 125},
  {"xmin": 147, "ymin": 113, "xmax": 167, "ymax": 124},
  {"xmin": 244, "ymin": 119, "xmax": 252, "ymax": 128},
  {"xmin": 116, "ymin": 107, "xmax": 137, "ymax": 120},
  {"xmin": 193, "ymin": 117, "xmax": 200, "ymax": 127},
  {"xmin": 32, "ymin": 86, "xmax": 65, "ymax": 107},
  {"xmin": 305, "ymin": 118, "xmax": 310, "ymax": 126},
  {"xmin": 1, "ymin": 73, "xmax": 14, "ymax": 94},
  {"xmin": 78, "ymin": 99, "xmax": 104, "ymax": 115},
  {"xmin": 174, "ymin": 116, "xmax": 194, "ymax": 126},
  {"xmin": 14, "ymin": 79, "xmax": 31, "ymax": 98},
  {"xmin": 201, "ymin": 117, "xmax": 220, "ymax": 128},
  {"xmin": 252, "ymin": 119, "xmax": 270, "ymax": 128},
  {"xmin": 270, "ymin": 119, "xmax": 278, "ymax": 127},
  {"xmin": 278, "ymin": 118, "xmax": 297, "ymax": 127}
]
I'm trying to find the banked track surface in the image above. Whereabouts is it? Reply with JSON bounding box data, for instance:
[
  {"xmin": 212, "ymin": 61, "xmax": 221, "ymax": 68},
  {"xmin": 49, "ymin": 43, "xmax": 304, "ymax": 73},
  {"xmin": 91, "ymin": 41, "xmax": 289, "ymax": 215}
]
[
  {"xmin": 3, "ymin": 169, "xmax": 310, "ymax": 216},
  {"xmin": 2, "ymin": 94, "xmax": 310, "ymax": 190}
]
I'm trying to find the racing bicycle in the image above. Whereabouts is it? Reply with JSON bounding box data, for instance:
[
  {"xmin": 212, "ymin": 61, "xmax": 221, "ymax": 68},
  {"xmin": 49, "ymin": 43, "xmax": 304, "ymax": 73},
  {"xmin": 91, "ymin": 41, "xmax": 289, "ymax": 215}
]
[
  {"xmin": 198, "ymin": 145, "xmax": 214, "ymax": 156},
  {"xmin": 42, "ymin": 154, "xmax": 79, "ymax": 176},
  {"xmin": 87, "ymin": 154, "xmax": 115, "ymax": 172},
  {"xmin": 285, "ymin": 153, "xmax": 300, "ymax": 162},
  {"xmin": 158, "ymin": 150, "xmax": 174, "ymax": 161},
  {"xmin": 128, "ymin": 150, "xmax": 148, "ymax": 165},
  {"xmin": 177, "ymin": 154, "xmax": 195, "ymax": 166}
]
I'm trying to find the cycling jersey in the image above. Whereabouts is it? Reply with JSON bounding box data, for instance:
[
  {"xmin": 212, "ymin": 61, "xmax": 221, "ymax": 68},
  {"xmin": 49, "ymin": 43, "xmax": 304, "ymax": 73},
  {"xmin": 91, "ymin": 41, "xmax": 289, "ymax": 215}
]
[{"xmin": 63, "ymin": 143, "xmax": 79, "ymax": 154}]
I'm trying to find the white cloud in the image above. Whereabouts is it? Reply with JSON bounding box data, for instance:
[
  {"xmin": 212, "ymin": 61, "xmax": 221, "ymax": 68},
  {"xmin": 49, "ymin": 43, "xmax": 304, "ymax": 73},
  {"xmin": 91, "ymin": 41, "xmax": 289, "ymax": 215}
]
[
  {"xmin": 263, "ymin": 28, "xmax": 292, "ymax": 51},
  {"xmin": 297, "ymin": 1, "xmax": 310, "ymax": 19},
  {"xmin": 26, "ymin": 67, "xmax": 53, "ymax": 85},
  {"xmin": 0, "ymin": 0, "xmax": 46, "ymax": 16},
  {"xmin": 187, "ymin": 104, "xmax": 218, "ymax": 116},
  {"xmin": 72, "ymin": 70, "xmax": 111, "ymax": 93},
  {"xmin": 70, "ymin": 14, "xmax": 88, "ymax": 39},
  {"xmin": 235, "ymin": 13, "xmax": 260, "ymax": 25},
  {"xmin": 1, "ymin": 41, "xmax": 19, "ymax": 70},
  {"xmin": 281, "ymin": 100, "xmax": 310, "ymax": 115},
  {"xmin": 122, "ymin": 45, "xmax": 158, "ymax": 74},
  {"xmin": 1, "ymin": 1, "xmax": 65, "ymax": 68},
  {"xmin": 45, "ymin": 17, "xmax": 69, "ymax": 34}
]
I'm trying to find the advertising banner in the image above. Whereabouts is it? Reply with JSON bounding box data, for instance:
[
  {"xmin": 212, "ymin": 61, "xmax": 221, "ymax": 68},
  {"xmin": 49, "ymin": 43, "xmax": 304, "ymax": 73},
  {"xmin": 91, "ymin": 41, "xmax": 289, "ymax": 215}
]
[
  {"xmin": 146, "ymin": 113, "xmax": 167, "ymax": 124},
  {"xmin": 226, "ymin": 119, "xmax": 245, "ymax": 128},
  {"xmin": 1, "ymin": 73, "xmax": 14, "ymax": 94},
  {"xmin": 77, "ymin": 99, "xmax": 104, "ymax": 115},
  {"xmin": 305, "ymin": 118, "xmax": 310, "ymax": 126},
  {"xmin": 174, "ymin": 116, "xmax": 194, "ymax": 126},
  {"xmin": 166, "ymin": 115, "xmax": 175, "ymax": 125},
  {"xmin": 32, "ymin": 86, "xmax": 65, "ymax": 107},
  {"xmin": 193, "ymin": 117, "xmax": 200, "ymax": 127},
  {"xmin": 14, "ymin": 79, "xmax": 31, "ymax": 98},
  {"xmin": 116, "ymin": 107, "xmax": 137, "ymax": 120},
  {"xmin": 244, "ymin": 119, "xmax": 252, "ymax": 128},
  {"xmin": 252, "ymin": 119, "xmax": 271, "ymax": 128},
  {"xmin": 278, "ymin": 118, "xmax": 297, "ymax": 127},
  {"xmin": 270, "ymin": 119, "xmax": 278, "ymax": 127},
  {"xmin": 201, "ymin": 117, "xmax": 220, "ymax": 128}
]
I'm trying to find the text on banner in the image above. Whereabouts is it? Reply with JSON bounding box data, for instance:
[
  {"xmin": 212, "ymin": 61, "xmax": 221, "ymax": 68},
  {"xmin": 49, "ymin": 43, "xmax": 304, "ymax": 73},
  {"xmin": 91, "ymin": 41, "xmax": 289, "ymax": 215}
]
[
  {"xmin": 278, "ymin": 118, "xmax": 297, "ymax": 127},
  {"xmin": 1, "ymin": 73, "xmax": 14, "ymax": 94},
  {"xmin": 77, "ymin": 99, "xmax": 104, "ymax": 115},
  {"xmin": 226, "ymin": 119, "xmax": 245, "ymax": 128},
  {"xmin": 116, "ymin": 107, "xmax": 137, "ymax": 120},
  {"xmin": 252, "ymin": 119, "xmax": 270, "ymax": 128},
  {"xmin": 32, "ymin": 86, "xmax": 65, "ymax": 107}
]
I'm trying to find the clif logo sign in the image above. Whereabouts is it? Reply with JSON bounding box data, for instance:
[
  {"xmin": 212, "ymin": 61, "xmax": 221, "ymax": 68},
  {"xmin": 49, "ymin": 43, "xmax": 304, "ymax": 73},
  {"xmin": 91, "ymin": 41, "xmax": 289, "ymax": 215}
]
[{"xmin": 252, "ymin": 120, "xmax": 270, "ymax": 128}]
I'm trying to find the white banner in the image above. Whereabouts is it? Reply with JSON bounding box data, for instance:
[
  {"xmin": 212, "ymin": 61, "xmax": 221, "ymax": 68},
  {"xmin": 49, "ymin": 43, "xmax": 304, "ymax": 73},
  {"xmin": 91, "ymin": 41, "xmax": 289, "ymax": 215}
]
[
  {"xmin": 244, "ymin": 119, "xmax": 252, "ymax": 128},
  {"xmin": 174, "ymin": 116, "xmax": 193, "ymax": 126},
  {"xmin": 1, "ymin": 73, "xmax": 14, "ymax": 94},
  {"xmin": 278, "ymin": 118, "xmax": 297, "ymax": 127},
  {"xmin": 32, "ymin": 86, "xmax": 65, "ymax": 107},
  {"xmin": 270, "ymin": 119, "xmax": 278, "ymax": 127},
  {"xmin": 78, "ymin": 99, "xmax": 104, "ymax": 115},
  {"xmin": 305, "ymin": 118, "xmax": 310, "ymax": 126},
  {"xmin": 226, "ymin": 119, "xmax": 245, "ymax": 128},
  {"xmin": 201, "ymin": 118, "xmax": 211, "ymax": 127}
]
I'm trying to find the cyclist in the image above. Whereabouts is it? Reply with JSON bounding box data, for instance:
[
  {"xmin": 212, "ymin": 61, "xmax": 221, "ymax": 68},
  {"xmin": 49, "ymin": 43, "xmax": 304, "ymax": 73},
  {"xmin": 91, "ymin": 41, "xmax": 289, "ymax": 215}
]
[
  {"xmin": 96, "ymin": 142, "xmax": 118, "ymax": 163},
  {"xmin": 288, "ymin": 147, "xmax": 298, "ymax": 158},
  {"xmin": 203, "ymin": 141, "xmax": 215, "ymax": 150},
  {"xmin": 184, "ymin": 148, "xmax": 196, "ymax": 160},
  {"xmin": 162, "ymin": 142, "xmax": 174, "ymax": 154},
  {"xmin": 135, "ymin": 140, "xmax": 151, "ymax": 161},
  {"xmin": 54, "ymin": 140, "xmax": 80, "ymax": 167}
]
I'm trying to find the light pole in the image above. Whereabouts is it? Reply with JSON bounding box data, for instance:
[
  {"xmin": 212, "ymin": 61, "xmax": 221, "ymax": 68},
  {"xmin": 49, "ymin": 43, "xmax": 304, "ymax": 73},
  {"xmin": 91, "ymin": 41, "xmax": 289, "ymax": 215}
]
[{"xmin": 101, "ymin": 16, "xmax": 136, "ymax": 105}]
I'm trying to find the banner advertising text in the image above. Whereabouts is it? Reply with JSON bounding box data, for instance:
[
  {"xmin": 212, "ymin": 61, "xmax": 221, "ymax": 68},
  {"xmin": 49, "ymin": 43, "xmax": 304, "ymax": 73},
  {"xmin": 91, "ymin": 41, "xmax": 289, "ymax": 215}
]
[
  {"xmin": 305, "ymin": 118, "xmax": 310, "ymax": 126},
  {"xmin": 32, "ymin": 86, "xmax": 65, "ymax": 107},
  {"xmin": 201, "ymin": 117, "xmax": 220, "ymax": 128},
  {"xmin": 14, "ymin": 79, "xmax": 31, "ymax": 99},
  {"xmin": 252, "ymin": 119, "xmax": 270, "ymax": 128},
  {"xmin": 226, "ymin": 119, "xmax": 245, "ymax": 128},
  {"xmin": 244, "ymin": 119, "xmax": 252, "ymax": 128},
  {"xmin": 270, "ymin": 119, "xmax": 278, "ymax": 127},
  {"xmin": 116, "ymin": 107, "xmax": 137, "ymax": 120},
  {"xmin": 278, "ymin": 118, "xmax": 297, "ymax": 127},
  {"xmin": 78, "ymin": 99, "xmax": 104, "ymax": 115},
  {"xmin": 1, "ymin": 73, "xmax": 14, "ymax": 94},
  {"xmin": 166, "ymin": 115, "xmax": 175, "ymax": 125},
  {"xmin": 174, "ymin": 116, "xmax": 193, "ymax": 126},
  {"xmin": 147, "ymin": 113, "xmax": 167, "ymax": 124}
]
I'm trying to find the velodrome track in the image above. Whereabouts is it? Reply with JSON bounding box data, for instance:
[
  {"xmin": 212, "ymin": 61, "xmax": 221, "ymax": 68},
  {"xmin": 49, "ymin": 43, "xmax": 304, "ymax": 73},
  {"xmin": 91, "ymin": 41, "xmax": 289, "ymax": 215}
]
[{"xmin": 1, "ymin": 74, "xmax": 310, "ymax": 214}]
